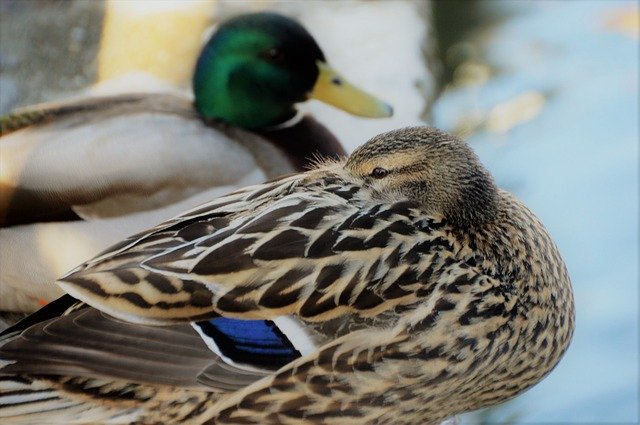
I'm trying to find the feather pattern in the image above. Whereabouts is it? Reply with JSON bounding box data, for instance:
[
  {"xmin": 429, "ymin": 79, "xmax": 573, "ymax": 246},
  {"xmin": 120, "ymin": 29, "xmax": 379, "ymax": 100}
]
[
  {"xmin": 57, "ymin": 171, "xmax": 448, "ymax": 325},
  {"xmin": 0, "ymin": 127, "xmax": 574, "ymax": 424}
]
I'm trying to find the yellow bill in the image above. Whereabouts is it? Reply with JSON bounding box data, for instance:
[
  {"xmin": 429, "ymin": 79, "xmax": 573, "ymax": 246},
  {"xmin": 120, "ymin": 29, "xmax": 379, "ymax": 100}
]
[{"xmin": 310, "ymin": 61, "xmax": 393, "ymax": 118}]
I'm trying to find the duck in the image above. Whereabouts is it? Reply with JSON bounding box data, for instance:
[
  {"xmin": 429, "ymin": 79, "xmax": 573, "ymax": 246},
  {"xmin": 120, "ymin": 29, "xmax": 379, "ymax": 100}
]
[
  {"xmin": 0, "ymin": 12, "xmax": 392, "ymax": 312},
  {"xmin": 0, "ymin": 127, "xmax": 575, "ymax": 424}
]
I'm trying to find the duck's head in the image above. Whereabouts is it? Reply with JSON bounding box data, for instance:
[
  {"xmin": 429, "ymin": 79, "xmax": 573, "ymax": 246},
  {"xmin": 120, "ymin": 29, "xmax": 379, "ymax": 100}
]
[
  {"xmin": 193, "ymin": 12, "xmax": 393, "ymax": 129},
  {"xmin": 345, "ymin": 127, "xmax": 499, "ymax": 228}
]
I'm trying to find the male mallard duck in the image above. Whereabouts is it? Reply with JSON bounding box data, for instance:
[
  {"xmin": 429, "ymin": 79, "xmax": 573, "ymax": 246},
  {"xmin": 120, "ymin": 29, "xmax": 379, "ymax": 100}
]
[
  {"xmin": 0, "ymin": 127, "xmax": 574, "ymax": 424},
  {"xmin": 0, "ymin": 12, "xmax": 392, "ymax": 312}
]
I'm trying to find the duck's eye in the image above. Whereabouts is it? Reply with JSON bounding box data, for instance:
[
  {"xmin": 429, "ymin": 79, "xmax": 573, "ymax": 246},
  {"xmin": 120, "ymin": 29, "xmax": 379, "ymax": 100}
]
[
  {"xmin": 371, "ymin": 167, "xmax": 389, "ymax": 179},
  {"xmin": 265, "ymin": 48, "xmax": 284, "ymax": 62}
]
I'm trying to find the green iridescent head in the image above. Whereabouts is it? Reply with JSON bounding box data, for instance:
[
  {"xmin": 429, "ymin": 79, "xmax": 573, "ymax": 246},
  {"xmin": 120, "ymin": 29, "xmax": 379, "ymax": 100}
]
[{"xmin": 193, "ymin": 12, "xmax": 392, "ymax": 130}]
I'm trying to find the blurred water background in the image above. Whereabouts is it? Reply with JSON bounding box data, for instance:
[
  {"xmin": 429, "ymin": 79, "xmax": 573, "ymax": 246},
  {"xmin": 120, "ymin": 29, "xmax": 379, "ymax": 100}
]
[
  {"xmin": 432, "ymin": 1, "xmax": 639, "ymax": 423},
  {"xmin": 0, "ymin": 0, "xmax": 638, "ymax": 423}
]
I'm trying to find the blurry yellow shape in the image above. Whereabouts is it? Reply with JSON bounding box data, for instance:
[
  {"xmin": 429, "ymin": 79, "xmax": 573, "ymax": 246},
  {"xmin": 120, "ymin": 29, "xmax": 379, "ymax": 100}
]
[
  {"xmin": 486, "ymin": 91, "xmax": 546, "ymax": 135},
  {"xmin": 99, "ymin": 0, "xmax": 217, "ymax": 87},
  {"xmin": 453, "ymin": 61, "xmax": 491, "ymax": 87},
  {"xmin": 452, "ymin": 114, "xmax": 484, "ymax": 140},
  {"xmin": 603, "ymin": 6, "xmax": 640, "ymax": 39}
]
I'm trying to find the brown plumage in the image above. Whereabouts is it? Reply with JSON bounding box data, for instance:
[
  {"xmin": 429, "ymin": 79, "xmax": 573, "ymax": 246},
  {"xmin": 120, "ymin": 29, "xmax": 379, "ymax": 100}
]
[{"xmin": 0, "ymin": 127, "xmax": 574, "ymax": 424}]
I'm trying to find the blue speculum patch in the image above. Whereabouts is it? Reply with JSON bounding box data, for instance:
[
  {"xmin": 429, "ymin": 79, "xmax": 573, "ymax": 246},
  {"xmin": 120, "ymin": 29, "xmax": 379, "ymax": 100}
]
[{"xmin": 195, "ymin": 317, "xmax": 301, "ymax": 370}]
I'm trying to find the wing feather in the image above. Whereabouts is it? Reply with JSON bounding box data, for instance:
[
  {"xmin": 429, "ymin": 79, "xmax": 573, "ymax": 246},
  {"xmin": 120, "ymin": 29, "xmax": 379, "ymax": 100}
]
[
  {"xmin": 0, "ymin": 307, "xmax": 269, "ymax": 391},
  {"xmin": 0, "ymin": 93, "xmax": 291, "ymax": 226},
  {"xmin": 57, "ymin": 173, "xmax": 433, "ymax": 325},
  {"xmin": 193, "ymin": 270, "xmax": 517, "ymax": 424}
]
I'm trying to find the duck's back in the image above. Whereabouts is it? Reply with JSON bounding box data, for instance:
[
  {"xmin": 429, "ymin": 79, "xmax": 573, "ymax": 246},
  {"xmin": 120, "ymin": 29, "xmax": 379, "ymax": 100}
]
[{"xmin": 0, "ymin": 94, "xmax": 296, "ymax": 226}]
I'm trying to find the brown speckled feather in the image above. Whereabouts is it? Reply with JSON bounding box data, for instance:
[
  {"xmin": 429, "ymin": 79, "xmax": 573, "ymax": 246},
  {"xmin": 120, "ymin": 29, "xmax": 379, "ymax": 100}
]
[
  {"xmin": 0, "ymin": 127, "xmax": 574, "ymax": 424},
  {"xmin": 57, "ymin": 171, "xmax": 447, "ymax": 326}
]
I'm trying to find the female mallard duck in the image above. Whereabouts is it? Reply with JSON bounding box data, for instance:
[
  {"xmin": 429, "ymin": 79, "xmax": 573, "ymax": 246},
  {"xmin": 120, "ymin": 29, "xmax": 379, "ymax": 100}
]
[
  {"xmin": 0, "ymin": 12, "xmax": 392, "ymax": 312},
  {"xmin": 0, "ymin": 127, "xmax": 574, "ymax": 424}
]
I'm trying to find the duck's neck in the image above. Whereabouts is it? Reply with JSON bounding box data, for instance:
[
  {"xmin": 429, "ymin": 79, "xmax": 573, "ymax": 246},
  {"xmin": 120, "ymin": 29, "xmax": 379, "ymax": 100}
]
[
  {"xmin": 257, "ymin": 115, "xmax": 346, "ymax": 171},
  {"xmin": 445, "ymin": 173, "xmax": 499, "ymax": 231}
]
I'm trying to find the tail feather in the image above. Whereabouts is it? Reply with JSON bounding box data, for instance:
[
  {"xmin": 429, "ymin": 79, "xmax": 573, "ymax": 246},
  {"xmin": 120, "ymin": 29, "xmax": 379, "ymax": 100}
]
[{"xmin": 0, "ymin": 376, "xmax": 142, "ymax": 424}]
